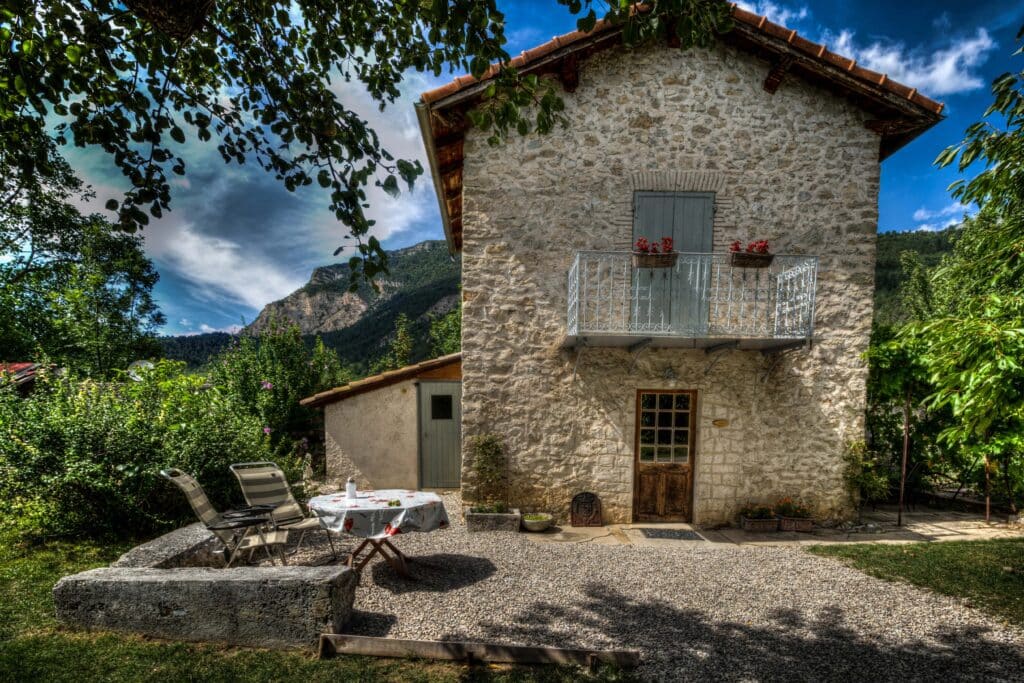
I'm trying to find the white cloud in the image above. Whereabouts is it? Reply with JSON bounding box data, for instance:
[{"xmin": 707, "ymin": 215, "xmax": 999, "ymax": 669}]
[
  {"xmin": 823, "ymin": 28, "xmax": 995, "ymax": 96},
  {"xmin": 912, "ymin": 201, "xmax": 970, "ymax": 222},
  {"xmin": 199, "ymin": 323, "xmax": 243, "ymax": 334},
  {"xmin": 145, "ymin": 222, "xmax": 305, "ymax": 309},
  {"xmin": 915, "ymin": 217, "xmax": 961, "ymax": 232},
  {"xmin": 735, "ymin": 1, "xmax": 810, "ymax": 27}
]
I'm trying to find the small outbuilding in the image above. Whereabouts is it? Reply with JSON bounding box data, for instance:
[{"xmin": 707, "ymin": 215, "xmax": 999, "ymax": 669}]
[{"xmin": 301, "ymin": 353, "xmax": 462, "ymax": 490}]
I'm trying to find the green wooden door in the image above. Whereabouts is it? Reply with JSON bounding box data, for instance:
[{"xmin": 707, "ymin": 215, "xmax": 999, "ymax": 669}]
[
  {"xmin": 418, "ymin": 381, "xmax": 462, "ymax": 488},
  {"xmin": 633, "ymin": 192, "xmax": 714, "ymax": 335}
]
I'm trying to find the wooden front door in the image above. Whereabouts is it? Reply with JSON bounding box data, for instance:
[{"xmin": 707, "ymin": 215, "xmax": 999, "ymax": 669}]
[{"xmin": 634, "ymin": 390, "xmax": 696, "ymax": 522}]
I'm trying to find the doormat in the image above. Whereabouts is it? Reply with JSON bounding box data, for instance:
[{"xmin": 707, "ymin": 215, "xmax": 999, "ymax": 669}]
[{"xmin": 636, "ymin": 528, "xmax": 704, "ymax": 541}]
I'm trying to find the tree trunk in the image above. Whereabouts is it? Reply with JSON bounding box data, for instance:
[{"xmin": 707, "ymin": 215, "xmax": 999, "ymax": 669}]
[
  {"xmin": 898, "ymin": 397, "xmax": 910, "ymax": 527},
  {"xmin": 984, "ymin": 455, "xmax": 991, "ymax": 523},
  {"xmin": 1003, "ymin": 451, "xmax": 1018, "ymax": 515}
]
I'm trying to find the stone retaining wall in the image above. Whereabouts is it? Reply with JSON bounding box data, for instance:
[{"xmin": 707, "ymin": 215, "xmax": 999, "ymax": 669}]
[{"xmin": 54, "ymin": 525, "xmax": 357, "ymax": 649}]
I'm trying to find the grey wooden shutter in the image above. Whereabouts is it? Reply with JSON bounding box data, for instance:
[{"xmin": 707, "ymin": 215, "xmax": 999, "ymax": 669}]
[{"xmin": 633, "ymin": 192, "xmax": 714, "ymax": 335}]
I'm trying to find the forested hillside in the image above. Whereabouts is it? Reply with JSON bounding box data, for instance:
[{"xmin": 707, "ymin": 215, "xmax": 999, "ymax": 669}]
[
  {"xmin": 160, "ymin": 240, "xmax": 459, "ymax": 370},
  {"xmin": 874, "ymin": 227, "xmax": 956, "ymax": 324}
]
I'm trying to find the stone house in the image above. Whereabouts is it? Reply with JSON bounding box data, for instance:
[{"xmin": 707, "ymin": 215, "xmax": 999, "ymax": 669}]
[{"xmin": 409, "ymin": 6, "xmax": 943, "ymax": 526}]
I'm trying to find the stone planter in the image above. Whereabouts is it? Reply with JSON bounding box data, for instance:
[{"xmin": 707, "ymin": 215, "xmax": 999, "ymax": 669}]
[
  {"xmin": 730, "ymin": 251, "xmax": 774, "ymax": 268},
  {"xmin": 740, "ymin": 516, "xmax": 778, "ymax": 532},
  {"xmin": 778, "ymin": 516, "xmax": 813, "ymax": 532},
  {"xmin": 466, "ymin": 508, "xmax": 521, "ymax": 533},
  {"xmin": 632, "ymin": 251, "xmax": 679, "ymax": 269},
  {"xmin": 521, "ymin": 513, "xmax": 553, "ymax": 533}
]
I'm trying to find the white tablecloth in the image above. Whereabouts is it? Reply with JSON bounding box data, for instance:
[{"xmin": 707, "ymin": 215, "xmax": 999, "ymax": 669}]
[{"xmin": 308, "ymin": 489, "xmax": 450, "ymax": 539}]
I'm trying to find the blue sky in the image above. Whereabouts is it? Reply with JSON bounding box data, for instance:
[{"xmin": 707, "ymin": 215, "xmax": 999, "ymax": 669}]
[{"xmin": 66, "ymin": 1, "xmax": 1024, "ymax": 336}]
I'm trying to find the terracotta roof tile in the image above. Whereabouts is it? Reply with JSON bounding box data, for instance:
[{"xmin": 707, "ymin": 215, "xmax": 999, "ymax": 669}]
[
  {"xmin": 421, "ymin": 5, "xmax": 943, "ymax": 114},
  {"xmin": 418, "ymin": 5, "xmax": 945, "ymax": 254},
  {"xmin": 300, "ymin": 353, "xmax": 461, "ymax": 408}
]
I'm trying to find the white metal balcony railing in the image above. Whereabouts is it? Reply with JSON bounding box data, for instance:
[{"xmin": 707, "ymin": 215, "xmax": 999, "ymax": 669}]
[{"xmin": 566, "ymin": 251, "xmax": 818, "ymax": 349}]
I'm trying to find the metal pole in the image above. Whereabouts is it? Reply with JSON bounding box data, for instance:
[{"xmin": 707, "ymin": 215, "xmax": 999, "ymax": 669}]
[{"xmin": 898, "ymin": 396, "xmax": 910, "ymax": 527}]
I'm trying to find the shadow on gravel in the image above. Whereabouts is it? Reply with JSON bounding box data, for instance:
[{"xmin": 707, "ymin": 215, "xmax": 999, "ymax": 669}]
[
  {"xmin": 480, "ymin": 583, "xmax": 1024, "ymax": 680},
  {"xmin": 370, "ymin": 553, "xmax": 497, "ymax": 594},
  {"xmin": 346, "ymin": 610, "xmax": 399, "ymax": 637}
]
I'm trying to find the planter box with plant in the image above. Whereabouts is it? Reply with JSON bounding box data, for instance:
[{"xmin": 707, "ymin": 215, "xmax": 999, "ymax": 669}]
[
  {"xmin": 633, "ymin": 236, "xmax": 678, "ymax": 269},
  {"xmin": 464, "ymin": 435, "xmax": 521, "ymax": 533},
  {"xmin": 775, "ymin": 497, "xmax": 814, "ymax": 532},
  {"xmin": 729, "ymin": 239, "xmax": 774, "ymax": 268},
  {"xmin": 739, "ymin": 503, "xmax": 778, "ymax": 532}
]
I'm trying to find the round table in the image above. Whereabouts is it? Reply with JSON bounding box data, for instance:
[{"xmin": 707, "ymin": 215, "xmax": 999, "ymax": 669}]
[{"xmin": 308, "ymin": 489, "xmax": 450, "ymax": 575}]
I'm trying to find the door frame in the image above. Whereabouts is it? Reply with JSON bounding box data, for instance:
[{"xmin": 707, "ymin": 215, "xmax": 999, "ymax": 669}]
[
  {"xmin": 632, "ymin": 388, "xmax": 698, "ymax": 522},
  {"xmin": 416, "ymin": 380, "xmax": 462, "ymax": 489}
]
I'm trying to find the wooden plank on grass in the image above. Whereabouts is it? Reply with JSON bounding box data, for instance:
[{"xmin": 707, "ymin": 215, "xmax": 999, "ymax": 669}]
[{"xmin": 318, "ymin": 634, "xmax": 640, "ymax": 668}]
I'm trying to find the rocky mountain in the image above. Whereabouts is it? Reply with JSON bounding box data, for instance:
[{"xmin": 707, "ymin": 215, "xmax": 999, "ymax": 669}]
[{"xmin": 161, "ymin": 240, "xmax": 460, "ymax": 368}]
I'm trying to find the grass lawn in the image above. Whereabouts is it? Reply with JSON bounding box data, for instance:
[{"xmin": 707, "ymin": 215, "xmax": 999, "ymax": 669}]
[
  {"xmin": 0, "ymin": 532, "xmax": 624, "ymax": 682},
  {"xmin": 808, "ymin": 538, "xmax": 1024, "ymax": 626}
]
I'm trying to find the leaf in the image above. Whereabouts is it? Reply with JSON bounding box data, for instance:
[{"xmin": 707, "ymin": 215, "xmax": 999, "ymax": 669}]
[
  {"xmin": 65, "ymin": 45, "xmax": 81, "ymax": 64},
  {"xmin": 105, "ymin": 199, "xmax": 119, "ymax": 211},
  {"xmin": 170, "ymin": 126, "xmax": 185, "ymax": 144},
  {"xmin": 381, "ymin": 175, "xmax": 399, "ymax": 198},
  {"xmin": 577, "ymin": 10, "xmax": 597, "ymax": 33}
]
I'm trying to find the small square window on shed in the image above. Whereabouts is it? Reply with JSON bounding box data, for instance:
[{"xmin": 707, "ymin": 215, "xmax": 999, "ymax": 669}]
[{"xmin": 431, "ymin": 394, "xmax": 454, "ymax": 420}]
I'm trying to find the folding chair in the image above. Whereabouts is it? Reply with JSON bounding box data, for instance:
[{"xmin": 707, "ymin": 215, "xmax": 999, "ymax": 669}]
[
  {"xmin": 160, "ymin": 468, "xmax": 289, "ymax": 567},
  {"xmin": 229, "ymin": 461, "xmax": 337, "ymax": 558}
]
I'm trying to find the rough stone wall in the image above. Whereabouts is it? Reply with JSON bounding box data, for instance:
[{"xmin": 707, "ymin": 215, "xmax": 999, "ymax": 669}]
[
  {"xmin": 459, "ymin": 40, "xmax": 878, "ymax": 525},
  {"xmin": 325, "ymin": 380, "xmax": 419, "ymax": 489}
]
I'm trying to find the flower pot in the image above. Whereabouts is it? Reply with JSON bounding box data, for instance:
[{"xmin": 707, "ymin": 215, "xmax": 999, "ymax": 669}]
[
  {"xmin": 740, "ymin": 516, "xmax": 778, "ymax": 532},
  {"xmin": 633, "ymin": 252, "xmax": 679, "ymax": 269},
  {"xmin": 730, "ymin": 252, "xmax": 774, "ymax": 268},
  {"xmin": 778, "ymin": 516, "xmax": 813, "ymax": 532},
  {"xmin": 522, "ymin": 513, "xmax": 553, "ymax": 532}
]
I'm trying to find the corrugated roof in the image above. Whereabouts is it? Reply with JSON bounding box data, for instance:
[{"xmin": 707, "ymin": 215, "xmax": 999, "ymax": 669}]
[
  {"xmin": 300, "ymin": 353, "xmax": 461, "ymax": 408},
  {"xmin": 0, "ymin": 362, "xmax": 40, "ymax": 387},
  {"xmin": 417, "ymin": 4, "xmax": 945, "ymax": 253}
]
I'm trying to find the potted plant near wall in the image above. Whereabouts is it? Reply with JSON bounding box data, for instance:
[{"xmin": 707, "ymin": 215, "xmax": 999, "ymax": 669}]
[
  {"xmin": 739, "ymin": 503, "xmax": 778, "ymax": 532},
  {"xmin": 465, "ymin": 435, "xmax": 522, "ymax": 532},
  {"xmin": 521, "ymin": 512, "xmax": 553, "ymax": 532},
  {"xmin": 633, "ymin": 237, "xmax": 679, "ymax": 269},
  {"xmin": 729, "ymin": 239, "xmax": 774, "ymax": 268},
  {"xmin": 775, "ymin": 497, "xmax": 814, "ymax": 532}
]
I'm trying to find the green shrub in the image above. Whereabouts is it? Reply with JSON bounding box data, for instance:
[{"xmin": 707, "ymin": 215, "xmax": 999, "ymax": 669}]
[
  {"xmin": 774, "ymin": 497, "xmax": 811, "ymax": 518},
  {"xmin": 0, "ymin": 361, "xmax": 298, "ymax": 540},
  {"xmin": 739, "ymin": 503, "xmax": 774, "ymax": 520},
  {"xmin": 467, "ymin": 434, "xmax": 507, "ymax": 506},
  {"xmin": 843, "ymin": 440, "xmax": 890, "ymax": 521}
]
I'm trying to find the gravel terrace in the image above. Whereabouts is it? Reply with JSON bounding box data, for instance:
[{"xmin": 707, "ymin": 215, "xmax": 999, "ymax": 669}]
[{"xmin": 283, "ymin": 494, "xmax": 1024, "ymax": 681}]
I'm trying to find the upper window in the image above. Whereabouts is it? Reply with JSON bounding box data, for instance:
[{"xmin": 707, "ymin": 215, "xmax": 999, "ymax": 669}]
[{"xmin": 431, "ymin": 394, "xmax": 454, "ymax": 420}]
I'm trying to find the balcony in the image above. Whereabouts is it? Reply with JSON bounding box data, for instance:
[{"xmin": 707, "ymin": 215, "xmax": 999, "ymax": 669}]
[{"xmin": 565, "ymin": 251, "xmax": 818, "ymax": 352}]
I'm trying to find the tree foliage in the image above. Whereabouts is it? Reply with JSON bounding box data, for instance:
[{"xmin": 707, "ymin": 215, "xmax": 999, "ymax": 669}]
[
  {"xmin": 873, "ymin": 26, "xmax": 1024, "ymax": 512},
  {"xmin": 429, "ymin": 303, "xmax": 461, "ymax": 356},
  {"xmin": 0, "ymin": 133, "xmax": 164, "ymax": 374},
  {"xmin": 2, "ymin": 0, "xmax": 731, "ymax": 285}
]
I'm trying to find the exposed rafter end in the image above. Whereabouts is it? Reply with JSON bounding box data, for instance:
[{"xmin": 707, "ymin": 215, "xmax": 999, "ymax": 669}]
[
  {"xmin": 558, "ymin": 53, "xmax": 580, "ymax": 93},
  {"xmin": 762, "ymin": 55, "xmax": 794, "ymax": 94},
  {"xmin": 705, "ymin": 340, "xmax": 739, "ymax": 354},
  {"xmin": 865, "ymin": 118, "xmax": 926, "ymax": 136}
]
